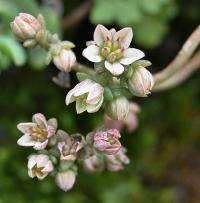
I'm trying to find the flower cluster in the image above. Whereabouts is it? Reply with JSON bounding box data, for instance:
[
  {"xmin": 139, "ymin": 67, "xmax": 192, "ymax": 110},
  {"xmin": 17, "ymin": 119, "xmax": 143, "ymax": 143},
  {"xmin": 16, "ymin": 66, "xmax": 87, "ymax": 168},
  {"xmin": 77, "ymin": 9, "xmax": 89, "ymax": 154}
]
[
  {"xmin": 12, "ymin": 13, "xmax": 155, "ymax": 193},
  {"xmin": 17, "ymin": 113, "xmax": 129, "ymax": 191}
]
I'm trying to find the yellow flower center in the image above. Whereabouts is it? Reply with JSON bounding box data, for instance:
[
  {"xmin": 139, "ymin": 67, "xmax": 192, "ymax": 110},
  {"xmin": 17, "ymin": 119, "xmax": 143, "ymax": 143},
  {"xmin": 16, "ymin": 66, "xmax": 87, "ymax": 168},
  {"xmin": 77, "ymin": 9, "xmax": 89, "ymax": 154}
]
[{"xmin": 30, "ymin": 126, "xmax": 48, "ymax": 142}]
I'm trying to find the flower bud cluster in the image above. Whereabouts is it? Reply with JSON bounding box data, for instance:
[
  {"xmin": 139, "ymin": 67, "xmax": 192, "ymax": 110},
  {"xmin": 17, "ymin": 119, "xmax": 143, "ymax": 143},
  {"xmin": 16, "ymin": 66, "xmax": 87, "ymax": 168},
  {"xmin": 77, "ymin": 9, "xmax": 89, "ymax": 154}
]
[
  {"xmin": 17, "ymin": 114, "xmax": 130, "ymax": 191},
  {"xmin": 11, "ymin": 13, "xmax": 76, "ymax": 72}
]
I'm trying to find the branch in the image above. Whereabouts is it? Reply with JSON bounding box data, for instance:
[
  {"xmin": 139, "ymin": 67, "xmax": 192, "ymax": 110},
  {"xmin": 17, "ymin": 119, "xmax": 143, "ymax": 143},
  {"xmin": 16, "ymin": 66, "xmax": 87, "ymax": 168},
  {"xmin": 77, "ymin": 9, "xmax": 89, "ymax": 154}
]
[
  {"xmin": 153, "ymin": 52, "xmax": 200, "ymax": 91},
  {"xmin": 153, "ymin": 25, "xmax": 200, "ymax": 86},
  {"xmin": 72, "ymin": 62, "xmax": 95, "ymax": 75},
  {"xmin": 62, "ymin": 0, "xmax": 92, "ymax": 29}
]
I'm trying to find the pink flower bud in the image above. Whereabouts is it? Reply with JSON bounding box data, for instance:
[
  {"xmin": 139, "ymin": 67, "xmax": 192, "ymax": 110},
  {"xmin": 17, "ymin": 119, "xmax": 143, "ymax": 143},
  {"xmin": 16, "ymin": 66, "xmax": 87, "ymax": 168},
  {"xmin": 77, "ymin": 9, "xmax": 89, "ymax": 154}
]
[
  {"xmin": 106, "ymin": 147, "xmax": 130, "ymax": 171},
  {"xmin": 28, "ymin": 154, "xmax": 54, "ymax": 180},
  {"xmin": 10, "ymin": 13, "xmax": 42, "ymax": 40},
  {"xmin": 128, "ymin": 66, "xmax": 154, "ymax": 97},
  {"xmin": 53, "ymin": 49, "xmax": 76, "ymax": 72},
  {"xmin": 56, "ymin": 170, "xmax": 76, "ymax": 192},
  {"xmin": 94, "ymin": 129, "xmax": 121, "ymax": 155}
]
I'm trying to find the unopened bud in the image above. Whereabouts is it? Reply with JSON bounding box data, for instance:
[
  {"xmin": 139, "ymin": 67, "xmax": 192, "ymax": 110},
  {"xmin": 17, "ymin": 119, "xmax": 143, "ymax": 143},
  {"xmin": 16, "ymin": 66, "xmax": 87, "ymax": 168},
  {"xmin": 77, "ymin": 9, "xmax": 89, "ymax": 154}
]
[
  {"xmin": 11, "ymin": 13, "xmax": 42, "ymax": 40},
  {"xmin": 53, "ymin": 48, "xmax": 76, "ymax": 72},
  {"xmin": 105, "ymin": 96, "xmax": 129, "ymax": 120},
  {"xmin": 128, "ymin": 66, "xmax": 154, "ymax": 97},
  {"xmin": 56, "ymin": 170, "xmax": 76, "ymax": 192}
]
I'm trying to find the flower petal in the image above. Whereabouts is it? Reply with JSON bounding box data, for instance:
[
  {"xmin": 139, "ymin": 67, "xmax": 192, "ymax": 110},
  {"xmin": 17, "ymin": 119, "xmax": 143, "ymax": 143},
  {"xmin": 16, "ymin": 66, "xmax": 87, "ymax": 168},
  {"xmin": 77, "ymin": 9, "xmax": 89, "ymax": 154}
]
[
  {"xmin": 17, "ymin": 122, "xmax": 36, "ymax": 134},
  {"xmin": 94, "ymin": 24, "xmax": 111, "ymax": 46},
  {"xmin": 33, "ymin": 140, "xmax": 48, "ymax": 150},
  {"xmin": 17, "ymin": 134, "xmax": 35, "ymax": 147},
  {"xmin": 82, "ymin": 45, "xmax": 102, "ymax": 63},
  {"xmin": 105, "ymin": 61, "xmax": 124, "ymax": 76},
  {"xmin": 32, "ymin": 113, "xmax": 47, "ymax": 128},
  {"xmin": 86, "ymin": 95, "xmax": 104, "ymax": 113},
  {"xmin": 114, "ymin": 27, "xmax": 133, "ymax": 48},
  {"xmin": 76, "ymin": 99, "xmax": 87, "ymax": 114},
  {"xmin": 73, "ymin": 79, "xmax": 93, "ymax": 97},
  {"xmin": 120, "ymin": 48, "xmax": 145, "ymax": 65},
  {"xmin": 65, "ymin": 89, "xmax": 76, "ymax": 105},
  {"xmin": 86, "ymin": 83, "xmax": 104, "ymax": 104}
]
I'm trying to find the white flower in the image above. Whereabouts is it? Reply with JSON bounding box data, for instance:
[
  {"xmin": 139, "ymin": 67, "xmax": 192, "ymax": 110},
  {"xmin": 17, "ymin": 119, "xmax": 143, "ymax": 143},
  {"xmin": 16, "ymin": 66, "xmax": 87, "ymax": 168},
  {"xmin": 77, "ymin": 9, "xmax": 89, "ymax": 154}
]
[
  {"xmin": 82, "ymin": 24, "xmax": 145, "ymax": 76},
  {"xmin": 65, "ymin": 79, "xmax": 104, "ymax": 114},
  {"xmin": 10, "ymin": 13, "xmax": 42, "ymax": 40},
  {"xmin": 17, "ymin": 113, "xmax": 57, "ymax": 150},
  {"xmin": 56, "ymin": 170, "xmax": 76, "ymax": 192},
  {"xmin": 128, "ymin": 66, "xmax": 154, "ymax": 97},
  {"xmin": 28, "ymin": 154, "xmax": 54, "ymax": 180},
  {"xmin": 53, "ymin": 49, "xmax": 76, "ymax": 72}
]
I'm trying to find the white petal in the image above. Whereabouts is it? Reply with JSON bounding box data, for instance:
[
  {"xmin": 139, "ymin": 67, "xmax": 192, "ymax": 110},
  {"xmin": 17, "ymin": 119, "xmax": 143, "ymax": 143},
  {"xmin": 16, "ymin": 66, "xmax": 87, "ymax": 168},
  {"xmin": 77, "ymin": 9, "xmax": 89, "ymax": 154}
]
[
  {"xmin": 36, "ymin": 154, "xmax": 49, "ymax": 168},
  {"xmin": 94, "ymin": 24, "xmax": 111, "ymax": 46},
  {"xmin": 28, "ymin": 154, "xmax": 38, "ymax": 169},
  {"xmin": 105, "ymin": 61, "xmax": 124, "ymax": 76},
  {"xmin": 86, "ymin": 95, "xmax": 104, "ymax": 113},
  {"xmin": 82, "ymin": 45, "xmax": 102, "ymax": 63},
  {"xmin": 17, "ymin": 122, "xmax": 36, "ymax": 134},
  {"xmin": 17, "ymin": 134, "xmax": 35, "ymax": 147},
  {"xmin": 42, "ymin": 160, "xmax": 54, "ymax": 173},
  {"xmin": 32, "ymin": 113, "xmax": 47, "ymax": 128},
  {"xmin": 86, "ymin": 83, "xmax": 104, "ymax": 104},
  {"xmin": 73, "ymin": 79, "xmax": 93, "ymax": 97},
  {"xmin": 33, "ymin": 140, "xmax": 48, "ymax": 150},
  {"xmin": 65, "ymin": 89, "xmax": 76, "ymax": 105},
  {"xmin": 76, "ymin": 99, "xmax": 87, "ymax": 114},
  {"xmin": 114, "ymin": 27, "xmax": 133, "ymax": 48},
  {"xmin": 120, "ymin": 48, "xmax": 145, "ymax": 65}
]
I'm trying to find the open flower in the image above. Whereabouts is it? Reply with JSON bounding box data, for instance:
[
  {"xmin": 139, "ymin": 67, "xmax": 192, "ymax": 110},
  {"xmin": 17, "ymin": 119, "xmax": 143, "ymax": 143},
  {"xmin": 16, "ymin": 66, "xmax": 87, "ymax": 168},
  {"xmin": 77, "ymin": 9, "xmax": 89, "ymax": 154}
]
[
  {"xmin": 17, "ymin": 113, "xmax": 57, "ymax": 150},
  {"xmin": 66, "ymin": 79, "xmax": 104, "ymax": 114},
  {"xmin": 94, "ymin": 129, "xmax": 121, "ymax": 155},
  {"xmin": 10, "ymin": 13, "xmax": 42, "ymax": 40},
  {"xmin": 106, "ymin": 147, "xmax": 130, "ymax": 171},
  {"xmin": 56, "ymin": 170, "xmax": 76, "ymax": 192},
  {"xmin": 82, "ymin": 24, "xmax": 145, "ymax": 76},
  {"xmin": 58, "ymin": 136, "xmax": 83, "ymax": 161},
  {"xmin": 28, "ymin": 154, "xmax": 54, "ymax": 180}
]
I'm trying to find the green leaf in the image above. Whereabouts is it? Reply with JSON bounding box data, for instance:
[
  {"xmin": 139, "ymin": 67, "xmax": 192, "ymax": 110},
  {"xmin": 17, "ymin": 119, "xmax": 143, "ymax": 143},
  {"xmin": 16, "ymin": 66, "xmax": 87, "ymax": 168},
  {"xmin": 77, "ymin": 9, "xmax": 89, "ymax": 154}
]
[
  {"xmin": 104, "ymin": 87, "xmax": 114, "ymax": 101},
  {"xmin": 0, "ymin": 36, "xmax": 26, "ymax": 66}
]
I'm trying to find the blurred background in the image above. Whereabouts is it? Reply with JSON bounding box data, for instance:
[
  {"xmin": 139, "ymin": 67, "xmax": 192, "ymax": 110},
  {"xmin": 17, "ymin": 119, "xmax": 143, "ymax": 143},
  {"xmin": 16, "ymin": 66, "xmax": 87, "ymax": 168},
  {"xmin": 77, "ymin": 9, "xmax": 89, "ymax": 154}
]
[{"xmin": 0, "ymin": 0, "xmax": 200, "ymax": 202}]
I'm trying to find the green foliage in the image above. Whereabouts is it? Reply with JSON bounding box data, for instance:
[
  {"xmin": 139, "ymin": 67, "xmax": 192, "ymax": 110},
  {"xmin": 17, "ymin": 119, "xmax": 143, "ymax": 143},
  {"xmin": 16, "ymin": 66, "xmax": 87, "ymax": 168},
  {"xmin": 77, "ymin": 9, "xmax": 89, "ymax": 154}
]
[
  {"xmin": 0, "ymin": 0, "xmax": 61, "ymax": 72},
  {"xmin": 90, "ymin": 0, "xmax": 177, "ymax": 48}
]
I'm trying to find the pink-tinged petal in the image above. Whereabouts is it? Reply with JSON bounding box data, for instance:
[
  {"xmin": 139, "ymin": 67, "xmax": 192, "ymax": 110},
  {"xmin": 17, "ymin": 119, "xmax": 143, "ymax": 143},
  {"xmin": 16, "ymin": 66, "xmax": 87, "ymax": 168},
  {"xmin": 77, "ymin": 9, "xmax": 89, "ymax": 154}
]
[
  {"xmin": 17, "ymin": 134, "xmax": 35, "ymax": 147},
  {"xmin": 86, "ymin": 96, "xmax": 104, "ymax": 113},
  {"xmin": 28, "ymin": 169, "xmax": 34, "ymax": 178},
  {"xmin": 42, "ymin": 160, "xmax": 54, "ymax": 173},
  {"xmin": 28, "ymin": 154, "xmax": 38, "ymax": 169},
  {"xmin": 114, "ymin": 27, "xmax": 133, "ymax": 48},
  {"xmin": 65, "ymin": 89, "xmax": 76, "ymax": 105},
  {"xmin": 33, "ymin": 140, "xmax": 48, "ymax": 150},
  {"xmin": 120, "ymin": 48, "xmax": 145, "ymax": 65},
  {"xmin": 47, "ymin": 125, "xmax": 56, "ymax": 137},
  {"xmin": 32, "ymin": 113, "xmax": 47, "ymax": 128},
  {"xmin": 73, "ymin": 79, "xmax": 93, "ymax": 97},
  {"xmin": 105, "ymin": 61, "xmax": 124, "ymax": 76},
  {"xmin": 82, "ymin": 45, "xmax": 102, "ymax": 63},
  {"xmin": 86, "ymin": 83, "xmax": 104, "ymax": 104},
  {"xmin": 94, "ymin": 24, "xmax": 112, "ymax": 46},
  {"xmin": 17, "ymin": 122, "xmax": 36, "ymax": 134},
  {"xmin": 35, "ymin": 154, "xmax": 49, "ymax": 167}
]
